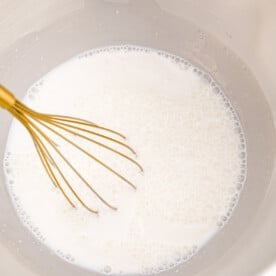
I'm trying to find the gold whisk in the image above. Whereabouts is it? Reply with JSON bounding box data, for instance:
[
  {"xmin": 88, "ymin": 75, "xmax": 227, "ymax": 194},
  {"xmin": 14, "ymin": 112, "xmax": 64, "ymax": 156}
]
[{"xmin": 0, "ymin": 84, "xmax": 143, "ymax": 214}]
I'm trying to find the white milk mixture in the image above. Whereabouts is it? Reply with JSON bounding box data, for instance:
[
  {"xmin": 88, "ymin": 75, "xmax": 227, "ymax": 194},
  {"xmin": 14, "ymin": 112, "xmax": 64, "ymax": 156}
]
[{"xmin": 3, "ymin": 45, "xmax": 247, "ymax": 274}]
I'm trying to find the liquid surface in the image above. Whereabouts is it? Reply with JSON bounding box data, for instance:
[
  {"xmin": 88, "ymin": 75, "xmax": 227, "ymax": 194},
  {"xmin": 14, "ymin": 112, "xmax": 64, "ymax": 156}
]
[{"xmin": 4, "ymin": 45, "xmax": 247, "ymax": 275}]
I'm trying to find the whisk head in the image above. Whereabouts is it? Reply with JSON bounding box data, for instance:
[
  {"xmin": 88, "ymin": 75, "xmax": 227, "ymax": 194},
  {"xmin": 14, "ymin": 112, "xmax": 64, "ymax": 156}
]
[{"xmin": 0, "ymin": 85, "xmax": 143, "ymax": 214}]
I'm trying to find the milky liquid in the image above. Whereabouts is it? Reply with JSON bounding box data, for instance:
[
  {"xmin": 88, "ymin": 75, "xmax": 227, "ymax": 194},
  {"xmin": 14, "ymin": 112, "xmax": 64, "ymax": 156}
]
[{"xmin": 3, "ymin": 45, "xmax": 247, "ymax": 275}]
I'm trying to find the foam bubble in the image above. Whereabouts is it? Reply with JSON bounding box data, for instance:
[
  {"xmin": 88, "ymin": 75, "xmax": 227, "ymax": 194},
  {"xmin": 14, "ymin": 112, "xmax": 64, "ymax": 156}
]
[{"xmin": 103, "ymin": 265, "xmax": 112, "ymax": 274}]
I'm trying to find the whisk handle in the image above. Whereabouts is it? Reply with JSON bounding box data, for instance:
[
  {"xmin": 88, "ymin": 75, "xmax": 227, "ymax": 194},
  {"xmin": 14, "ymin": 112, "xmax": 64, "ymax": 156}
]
[{"xmin": 0, "ymin": 85, "xmax": 16, "ymax": 110}]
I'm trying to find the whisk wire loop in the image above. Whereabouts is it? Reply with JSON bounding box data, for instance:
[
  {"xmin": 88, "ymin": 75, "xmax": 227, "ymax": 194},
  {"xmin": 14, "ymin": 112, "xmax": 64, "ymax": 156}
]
[{"xmin": 0, "ymin": 85, "xmax": 142, "ymax": 214}]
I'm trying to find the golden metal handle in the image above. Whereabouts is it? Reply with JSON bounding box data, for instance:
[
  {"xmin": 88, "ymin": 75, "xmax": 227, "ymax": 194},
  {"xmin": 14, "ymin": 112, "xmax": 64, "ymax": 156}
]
[{"xmin": 0, "ymin": 84, "xmax": 16, "ymax": 110}]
